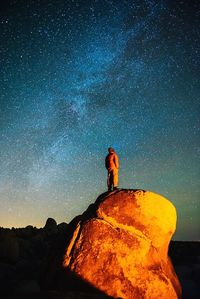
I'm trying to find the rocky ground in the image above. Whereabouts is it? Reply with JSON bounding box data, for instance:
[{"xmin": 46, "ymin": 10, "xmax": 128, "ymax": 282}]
[{"xmin": 0, "ymin": 217, "xmax": 199, "ymax": 298}]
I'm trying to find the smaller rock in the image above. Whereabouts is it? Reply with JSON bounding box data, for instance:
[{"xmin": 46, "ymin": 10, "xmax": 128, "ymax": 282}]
[{"xmin": 44, "ymin": 218, "xmax": 58, "ymax": 235}]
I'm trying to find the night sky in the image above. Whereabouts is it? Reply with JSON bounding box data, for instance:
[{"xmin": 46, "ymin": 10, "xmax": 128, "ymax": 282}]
[{"xmin": 0, "ymin": 0, "xmax": 199, "ymax": 240}]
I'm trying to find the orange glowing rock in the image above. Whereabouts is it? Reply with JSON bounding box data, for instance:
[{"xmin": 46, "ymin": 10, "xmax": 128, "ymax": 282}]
[{"xmin": 63, "ymin": 189, "xmax": 182, "ymax": 299}]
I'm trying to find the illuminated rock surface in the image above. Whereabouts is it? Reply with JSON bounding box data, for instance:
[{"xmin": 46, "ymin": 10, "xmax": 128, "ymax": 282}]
[{"xmin": 63, "ymin": 189, "xmax": 182, "ymax": 299}]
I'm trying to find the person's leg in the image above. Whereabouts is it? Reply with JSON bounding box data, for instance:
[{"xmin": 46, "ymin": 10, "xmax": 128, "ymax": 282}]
[
  {"xmin": 107, "ymin": 171, "xmax": 112, "ymax": 191},
  {"xmin": 108, "ymin": 171, "xmax": 114, "ymax": 191},
  {"xmin": 113, "ymin": 168, "xmax": 118, "ymax": 190}
]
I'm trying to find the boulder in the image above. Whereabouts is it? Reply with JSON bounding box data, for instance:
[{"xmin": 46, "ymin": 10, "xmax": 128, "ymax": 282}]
[
  {"xmin": 44, "ymin": 218, "xmax": 58, "ymax": 235},
  {"xmin": 63, "ymin": 189, "xmax": 182, "ymax": 299}
]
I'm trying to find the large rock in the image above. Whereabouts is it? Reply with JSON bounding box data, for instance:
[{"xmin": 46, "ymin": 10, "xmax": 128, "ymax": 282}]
[{"xmin": 63, "ymin": 189, "xmax": 182, "ymax": 299}]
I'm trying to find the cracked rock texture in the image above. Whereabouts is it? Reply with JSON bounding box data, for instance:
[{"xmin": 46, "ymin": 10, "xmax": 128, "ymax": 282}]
[{"xmin": 63, "ymin": 189, "xmax": 182, "ymax": 299}]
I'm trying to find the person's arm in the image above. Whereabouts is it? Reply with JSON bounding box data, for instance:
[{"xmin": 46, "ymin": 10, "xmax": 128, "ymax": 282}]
[{"xmin": 114, "ymin": 154, "xmax": 119, "ymax": 169}]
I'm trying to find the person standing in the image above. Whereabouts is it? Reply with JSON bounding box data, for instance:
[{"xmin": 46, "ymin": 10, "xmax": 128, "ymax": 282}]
[{"xmin": 105, "ymin": 147, "xmax": 119, "ymax": 191}]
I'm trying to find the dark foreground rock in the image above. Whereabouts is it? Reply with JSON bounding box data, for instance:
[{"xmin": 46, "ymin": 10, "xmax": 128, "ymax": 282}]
[{"xmin": 169, "ymin": 241, "xmax": 200, "ymax": 299}]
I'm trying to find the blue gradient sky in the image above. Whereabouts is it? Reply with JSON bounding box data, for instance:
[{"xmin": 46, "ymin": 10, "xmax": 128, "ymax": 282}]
[{"xmin": 0, "ymin": 0, "xmax": 199, "ymax": 240}]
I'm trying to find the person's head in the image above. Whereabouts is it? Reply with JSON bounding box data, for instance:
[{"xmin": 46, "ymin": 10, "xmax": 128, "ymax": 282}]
[{"xmin": 108, "ymin": 147, "xmax": 115, "ymax": 154}]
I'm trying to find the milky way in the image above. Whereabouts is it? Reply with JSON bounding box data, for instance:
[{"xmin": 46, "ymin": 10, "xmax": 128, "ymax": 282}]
[{"xmin": 0, "ymin": 0, "xmax": 200, "ymax": 240}]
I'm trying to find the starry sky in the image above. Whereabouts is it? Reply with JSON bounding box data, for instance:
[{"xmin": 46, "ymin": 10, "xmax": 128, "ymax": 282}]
[{"xmin": 0, "ymin": 0, "xmax": 199, "ymax": 240}]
